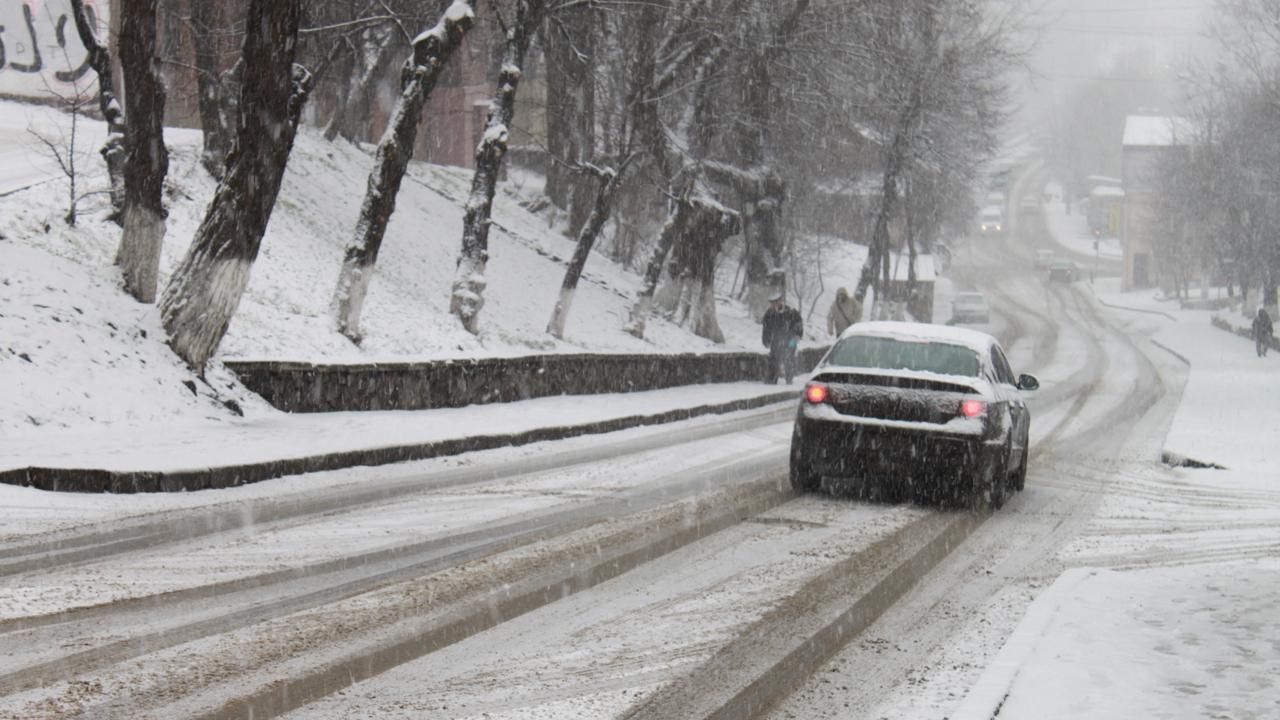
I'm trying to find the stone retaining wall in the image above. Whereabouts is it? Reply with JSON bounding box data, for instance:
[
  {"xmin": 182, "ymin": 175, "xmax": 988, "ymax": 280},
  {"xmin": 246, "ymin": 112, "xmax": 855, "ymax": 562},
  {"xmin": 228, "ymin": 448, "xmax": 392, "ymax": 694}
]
[{"xmin": 225, "ymin": 347, "xmax": 830, "ymax": 413}]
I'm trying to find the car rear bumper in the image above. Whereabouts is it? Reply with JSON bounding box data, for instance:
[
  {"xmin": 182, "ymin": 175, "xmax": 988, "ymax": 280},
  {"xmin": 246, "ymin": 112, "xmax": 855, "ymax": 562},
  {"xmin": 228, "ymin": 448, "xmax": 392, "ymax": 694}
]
[{"xmin": 792, "ymin": 412, "xmax": 997, "ymax": 482}]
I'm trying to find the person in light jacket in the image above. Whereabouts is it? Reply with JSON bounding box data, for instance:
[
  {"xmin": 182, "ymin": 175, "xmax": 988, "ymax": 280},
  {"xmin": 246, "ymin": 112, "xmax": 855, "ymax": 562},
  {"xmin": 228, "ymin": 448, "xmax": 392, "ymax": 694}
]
[{"xmin": 827, "ymin": 287, "xmax": 861, "ymax": 337}]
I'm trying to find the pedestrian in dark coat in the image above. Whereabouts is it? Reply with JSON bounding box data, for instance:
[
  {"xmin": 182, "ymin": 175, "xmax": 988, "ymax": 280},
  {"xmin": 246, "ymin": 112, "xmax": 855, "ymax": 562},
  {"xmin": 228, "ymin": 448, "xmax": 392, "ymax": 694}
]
[
  {"xmin": 1252, "ymin": 306, "xmax": 1274, "ymax": 358},
  {"xmin": 762, "ymin": 292, "xmax": 803, "ymax": 383}
]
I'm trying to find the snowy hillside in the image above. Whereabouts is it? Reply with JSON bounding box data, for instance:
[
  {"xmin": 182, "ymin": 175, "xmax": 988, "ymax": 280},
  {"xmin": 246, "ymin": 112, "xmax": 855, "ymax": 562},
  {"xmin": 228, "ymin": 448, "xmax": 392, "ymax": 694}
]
[{"xmin": 0, "ymin": 101, "xmax": 869, "ymax": 436}]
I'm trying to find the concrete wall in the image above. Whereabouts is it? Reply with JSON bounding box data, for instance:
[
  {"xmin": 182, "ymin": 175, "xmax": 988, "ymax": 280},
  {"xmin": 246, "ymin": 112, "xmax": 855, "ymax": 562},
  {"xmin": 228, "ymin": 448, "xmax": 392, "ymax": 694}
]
[{"xmin": 0, "ymin": 0, "xmax": 110, "ymax": 100}]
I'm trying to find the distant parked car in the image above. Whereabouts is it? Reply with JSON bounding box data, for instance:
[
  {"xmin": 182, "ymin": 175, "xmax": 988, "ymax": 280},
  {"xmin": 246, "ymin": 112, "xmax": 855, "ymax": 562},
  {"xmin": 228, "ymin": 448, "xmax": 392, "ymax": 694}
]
[
  {"xmin": 951, "ymin": 292, "xmax": 991, "ymax": 324},
  {"xmin": 1048, "ymin": 260, "xmax": 1078, "ymax": 283},
  {"xmin": 789, "ymin": 322, "xmax": 1038, "ymax": 509},
  {"xmin": 1033, "ymin": 249, "xmax": 1056, "ymax": 270},
  {"xmin": 1019, "ymin": 195, "xmax": 1039, "ymax": 213}
]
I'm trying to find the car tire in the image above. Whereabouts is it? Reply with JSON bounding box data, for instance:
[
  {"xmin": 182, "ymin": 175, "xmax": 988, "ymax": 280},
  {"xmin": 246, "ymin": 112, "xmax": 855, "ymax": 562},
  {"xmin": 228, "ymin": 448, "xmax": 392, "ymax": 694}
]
[
  {"xmin": 789, "ymin": 438, "xmax": 822, "ymax": 493},
  {"xmin": 1012, "ymin": 443, "xmax": 1028, "ymax": 492},
  {"xmin": 969, "ymin": 447, "xmax": 1006, "ymax": 512}
]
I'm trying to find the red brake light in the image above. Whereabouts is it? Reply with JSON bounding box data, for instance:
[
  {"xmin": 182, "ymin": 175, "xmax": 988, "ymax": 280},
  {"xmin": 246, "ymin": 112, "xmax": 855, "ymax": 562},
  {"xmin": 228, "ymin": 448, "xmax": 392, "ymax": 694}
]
[
  {"xmin": 805, "ymin": 383, "xmax": 829, "ymax": 405},
  {"xmin": 960, "ymin": 399, "xmax": 987, "ymax": 418}
]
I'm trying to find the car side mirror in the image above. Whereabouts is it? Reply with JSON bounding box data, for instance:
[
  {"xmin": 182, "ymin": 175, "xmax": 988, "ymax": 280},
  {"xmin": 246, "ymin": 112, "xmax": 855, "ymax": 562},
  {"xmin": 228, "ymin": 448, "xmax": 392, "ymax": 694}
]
[{"xmin": 1017, "ymin": 374, "xmax": 1040, "ymax": 391}]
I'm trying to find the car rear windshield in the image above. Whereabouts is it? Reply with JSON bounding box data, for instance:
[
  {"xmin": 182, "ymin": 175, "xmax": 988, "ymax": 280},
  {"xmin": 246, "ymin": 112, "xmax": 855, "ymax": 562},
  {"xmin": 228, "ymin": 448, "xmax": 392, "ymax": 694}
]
[
  {"xmin": 827, "ymin": 335, "xmax": 981, "ymax": 377},
  {"xmin": 956, "ymin": 295, "xmax": 985, "ymax": 306}
]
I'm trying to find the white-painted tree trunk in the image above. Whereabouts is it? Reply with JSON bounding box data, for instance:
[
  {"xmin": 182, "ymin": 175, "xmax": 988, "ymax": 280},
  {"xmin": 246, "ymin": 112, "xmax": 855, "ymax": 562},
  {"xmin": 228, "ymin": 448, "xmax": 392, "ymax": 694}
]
[
  {"xmin": 162, "ymin": 255, "xmax": 252, "ymax": 370},
  {"xmin": 547, "ymin": 286, "xmax": 577, "ymax": 339},
  {"xmin": 119, "ymin": 205, "xmax": 166, "ymax": 303}
]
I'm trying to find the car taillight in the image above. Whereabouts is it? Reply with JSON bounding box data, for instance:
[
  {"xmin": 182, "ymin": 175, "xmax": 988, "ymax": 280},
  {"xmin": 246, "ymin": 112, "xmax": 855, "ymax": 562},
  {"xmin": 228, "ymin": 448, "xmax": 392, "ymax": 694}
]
[
  {"xmin": 805, "ymin": 383, "xmax": 829, "ymax": 405},
  {"xmin": 959, "ymin": 399, "xmax": 987, "ymax": 418}
]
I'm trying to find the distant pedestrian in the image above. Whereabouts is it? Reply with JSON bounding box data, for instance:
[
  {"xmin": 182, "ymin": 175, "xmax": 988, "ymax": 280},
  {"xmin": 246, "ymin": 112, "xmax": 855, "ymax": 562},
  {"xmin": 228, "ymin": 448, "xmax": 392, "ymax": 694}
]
[
  {"xmin": 762, "ymin": 291, "xmax": 803, "ymax": 384},
  {"xmin": 827, "ymin": 287, "xmax": 861, "ymax": 337},
  {"xmin": 1252, "ymin": 307, "xmax": 1273, "ymax": 358}
]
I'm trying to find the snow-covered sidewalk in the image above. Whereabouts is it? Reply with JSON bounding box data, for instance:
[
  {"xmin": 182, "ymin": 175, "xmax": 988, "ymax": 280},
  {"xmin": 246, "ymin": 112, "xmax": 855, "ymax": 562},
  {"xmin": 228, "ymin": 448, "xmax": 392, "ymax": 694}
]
[
  {"xmin": 1, "ymin": 380, "xmax": 801, "ymax": 477},
  {"xmin": 955, "ymin": 289, "xmax": 1280, "ymax": 720}
]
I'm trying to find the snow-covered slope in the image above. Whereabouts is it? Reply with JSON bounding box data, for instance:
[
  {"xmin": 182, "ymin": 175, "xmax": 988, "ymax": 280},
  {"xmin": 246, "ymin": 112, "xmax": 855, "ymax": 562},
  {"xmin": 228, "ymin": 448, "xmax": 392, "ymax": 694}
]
[{"xmin": 0, "ymin": 100, "xmax": 856, "ymax": 436}]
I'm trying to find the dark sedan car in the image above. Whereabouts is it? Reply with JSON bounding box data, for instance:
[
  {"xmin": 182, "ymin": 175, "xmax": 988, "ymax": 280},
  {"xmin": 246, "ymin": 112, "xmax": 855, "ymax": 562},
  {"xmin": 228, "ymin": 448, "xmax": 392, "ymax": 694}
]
[
  {"xmin": 790, "ymin": 322, "xmax": 1038, "ymax": 510},
  {"xmin": 1048, "ymin": 260, "xmax": 1077, "ymax": 283}
]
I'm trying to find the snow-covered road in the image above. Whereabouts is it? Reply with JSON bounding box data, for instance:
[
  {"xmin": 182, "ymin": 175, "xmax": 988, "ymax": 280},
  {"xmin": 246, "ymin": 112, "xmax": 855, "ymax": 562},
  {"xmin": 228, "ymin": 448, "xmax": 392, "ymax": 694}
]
[{"xmin": 3, "ymin": 176, "xmax": 1276, "ymax": 720}]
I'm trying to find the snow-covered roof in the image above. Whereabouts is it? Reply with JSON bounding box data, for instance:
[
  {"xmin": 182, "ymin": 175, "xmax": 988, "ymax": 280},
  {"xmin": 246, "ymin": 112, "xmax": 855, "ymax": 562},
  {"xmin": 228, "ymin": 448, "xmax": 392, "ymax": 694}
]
[
  {"xmin": 1122, "ymin": 116, "xmax": 1191, "ymax": 147},
  {"xmin": 1091, "ymin": 186, "xmax": 1125, "ymax": 198},
  {"xmin": 839, "ymin": 321, "xmax": 996, "ymax": 355}
]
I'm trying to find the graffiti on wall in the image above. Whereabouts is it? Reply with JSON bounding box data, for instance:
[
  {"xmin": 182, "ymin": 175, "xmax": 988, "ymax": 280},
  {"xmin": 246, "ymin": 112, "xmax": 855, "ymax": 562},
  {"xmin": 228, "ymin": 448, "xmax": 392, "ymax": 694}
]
[{"xmin": 0, "ymin": 0, "xmax": 109, "ymax": 99}]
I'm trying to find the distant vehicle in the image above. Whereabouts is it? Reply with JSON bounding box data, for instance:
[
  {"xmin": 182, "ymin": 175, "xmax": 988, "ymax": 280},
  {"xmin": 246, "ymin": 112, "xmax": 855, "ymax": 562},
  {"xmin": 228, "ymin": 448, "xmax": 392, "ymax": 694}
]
[
  {"xmin": 951, "ymin": 292, "xmax": 991, "ymax": 324},
  {"xmin": 986, "ymin": 191, "xmax": 1006, "ymax": 205},
  {"xmin": 1019, "ymin": 195, "xmax": 1039, "ymax": 213},
  {"xmin": 789, "ymin": 321, "xmax": 1038, "ymax": 510},
  {"xmin": 978, "ymin": 207, "xmax": 1004, "ymax": 235},
  {"xmin": 1033, "ymin": 249, "xmax": 1056, "ymax": 270},
  {"xmin": 1048, "ymin": 260, "xmax": 1078, "ymax": 283}
]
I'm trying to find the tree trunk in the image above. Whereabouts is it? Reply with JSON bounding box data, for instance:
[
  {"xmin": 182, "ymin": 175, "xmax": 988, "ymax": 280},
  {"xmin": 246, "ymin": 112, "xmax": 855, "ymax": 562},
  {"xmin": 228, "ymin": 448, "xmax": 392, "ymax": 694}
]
[
  {"xmin": 117, "ymin": 0, "xmax": 169, "ymax": 303},
  {"xmin": 69, "ymin": 0, "xmax": 125, "ymax": 224},
  {"xmin": 332, "ymin": 2, "xmax": 476, "ymax": 342},
  {"xmin": 451, "ymin": 0, "xmax": 546, "ymax": 334},
  {"xmin": 856, "ymin": 100, "xmax": 916, "ymax": 315},
  {"xmin": 736, "ymin": 0, "xmax": 810, "ymax": 317},
  {"xmin": 547, "ymin": 160, "xmax": 627, "ymax": 338},
  {"xmin": 624, "ymin": 204, "xmax": 685, "ymax": 339},
  {"xmin": 323, "ymin": 45, "xmax": 356, "ymax": 142},
  {"xmin": 543, "ymin": 4, "xmax": 596, "ymax": 237},
  {"xmin": 329, "ymin": 31, "xmax": 400, "ymax": 144},
  {"xmin": 192, "ymin": 0, "xmax": 235, "ymax": 175},
  {"xmin": 160, "ymin": 0, "xmax": 310, "ymax": 371},
  {"xmin": 626, "ymin": 194, "xmax": 740, "ymax": 340}
]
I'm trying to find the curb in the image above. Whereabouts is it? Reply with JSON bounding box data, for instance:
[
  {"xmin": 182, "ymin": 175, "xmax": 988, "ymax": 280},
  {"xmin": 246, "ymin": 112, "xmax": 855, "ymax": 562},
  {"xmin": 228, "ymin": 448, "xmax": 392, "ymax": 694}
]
[
  {"xmin": 1091, "ymin": 293, "xmax": 1178, "ymax": 321},
  {"xmin": 0, "ymin": 391, "xmax": 799, "ymax": 494},
  {"xmin": 1148, "ymin": 338, "xmax": 1190, "ymax": 365}
]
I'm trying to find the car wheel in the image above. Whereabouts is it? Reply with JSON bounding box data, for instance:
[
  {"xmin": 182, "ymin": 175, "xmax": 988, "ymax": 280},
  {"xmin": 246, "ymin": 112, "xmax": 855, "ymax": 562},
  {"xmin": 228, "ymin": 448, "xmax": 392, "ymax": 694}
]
[
  {"xmin": 969, "ymin": 447, "xmax": 1006, "ymax": 512},
  {"xmin": 1012, "ymin": 443, "xmax": 1028, "ymax": 492},
  {"xmin": 789, "ymin": 437, "xmax": 822, "ymax": 493}
]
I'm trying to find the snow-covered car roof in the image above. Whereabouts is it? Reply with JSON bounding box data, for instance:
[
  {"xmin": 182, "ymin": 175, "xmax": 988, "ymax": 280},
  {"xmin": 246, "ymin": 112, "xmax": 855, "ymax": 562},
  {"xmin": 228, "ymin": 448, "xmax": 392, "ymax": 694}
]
[{"xmin": 837, "ymin": 321, "xmax": 998, "ymax": 356}]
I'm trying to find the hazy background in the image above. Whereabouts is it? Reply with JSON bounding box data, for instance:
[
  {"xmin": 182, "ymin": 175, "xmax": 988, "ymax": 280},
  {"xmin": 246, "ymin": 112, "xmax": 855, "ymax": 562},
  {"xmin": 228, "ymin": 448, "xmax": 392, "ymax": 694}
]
[{"xmin": 1011, "ymin": 0, "xmax": 1219, "ymax": 184}]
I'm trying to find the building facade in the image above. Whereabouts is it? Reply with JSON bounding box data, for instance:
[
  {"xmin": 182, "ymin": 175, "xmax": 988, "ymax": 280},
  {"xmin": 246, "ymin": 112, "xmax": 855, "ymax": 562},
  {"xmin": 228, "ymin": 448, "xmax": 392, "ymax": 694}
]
[{"xmin": 1121, "ymin": 115, "xmax": 1186, "ymax": 292}]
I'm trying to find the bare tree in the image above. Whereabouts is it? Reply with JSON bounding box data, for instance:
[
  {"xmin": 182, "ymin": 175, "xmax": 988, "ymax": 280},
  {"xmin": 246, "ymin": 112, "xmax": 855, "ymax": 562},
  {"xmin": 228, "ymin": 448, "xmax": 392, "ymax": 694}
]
[
  {"xmin": 27, "ymin": 82, "xmax": 94, "ymax": 226},
  {"xmin": 116, "ymin": 0, "xmax": 170, "ymax": 304},
  {"xmin": 543, "ymin": 2, "xmax": 597, "ymax": 237},
  {"xmin": 191, "ymin": 0, "xmax": 244, "ymax": 176},
  {"xmin": 331, "ymin": 1, "xmax": 476, "ymax": 343},
  {"xmin": 546, "ymin": 154, "xmax": 635, "ymax": 338},
  {"xmin": 68, "ymin": 0, "xmax": 125, "ymax": 222},
  {"xmin": 160, "ymin": 0, "xmax": 312, "ymax": 371},
  {"xmin": 451, "ymin": 0, "xmax": 549, "ymax": 334}
]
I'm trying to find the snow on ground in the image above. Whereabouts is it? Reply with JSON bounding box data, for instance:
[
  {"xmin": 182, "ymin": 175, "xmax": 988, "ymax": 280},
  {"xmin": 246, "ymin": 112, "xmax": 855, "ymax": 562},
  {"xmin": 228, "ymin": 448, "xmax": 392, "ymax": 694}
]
[
  {"xmin": 953, "ymin": 238, "xmax": 1280, "ymax": 720},
  {"xmin": 0, "ymin": 99, "xmax": 862, "ymax": 442},
  {"xmin": 1042, "ymin": 181, "xmax": 1123, "ymax": 261},
  {"xmin": 0, "ymin": 379, "xmax": 801, "ymax": 474}
]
